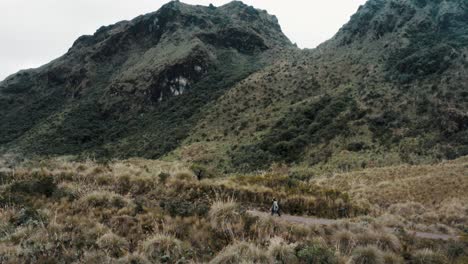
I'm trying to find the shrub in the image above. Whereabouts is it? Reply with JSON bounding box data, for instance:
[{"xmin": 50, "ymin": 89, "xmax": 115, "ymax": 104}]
[
  {"xmin": 160, "ymin": 198, "xmax": 210, "ymax": 217},
  {"xmin": 9, "ymin": 176, "xmax": 56, "ymax": 197},
  {"xmin": 141, "ymin": 233, "xmax": 187, "ymax": 263},
  {"xmin": 96, "ymin": 232, "xmax": 129, "ymax": 258},
  {"xmin": 80, "ymin": 191, "xmax": 130, "ymax": 209},
  {"xmin": 296, "ymin": 242, "xmax": 337, "ymax": 264},
  {"xmin": 208, "ymin": 199, "xmax": 244, "ymax": 238},
  {"xmin": 158, "ymin": 172, "xmax": 171, "ymax": 183},
  {"xmin": 209, "ymin": 241, "xmax": 272, "ymax": 264},
  {"xmin": 411, "ymin": 249, "xmax": 449, "ymax": 264},
  {"xmin": 350, "ymin": 246, "xmax": 384, "ymax": 264},
  {"xmin": 191, "ymin": 164, "xmax": 216, "ymax": 180},
  {"xmin": 268, "ymin": 237, "xmax": 298, "ymax": 264},
  {"xmin": 382, "ymin": 252, "xmax": 404, "ymax": 264},
  {"xmin": 446, "ymin": 241, "xmax": 467, "ymax": 260}
]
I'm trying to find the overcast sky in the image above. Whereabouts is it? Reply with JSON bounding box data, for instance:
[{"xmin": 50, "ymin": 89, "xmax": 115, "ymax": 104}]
[{"xmin": 0, "ymin": 0, "xmax": 367, "ymax": 81}]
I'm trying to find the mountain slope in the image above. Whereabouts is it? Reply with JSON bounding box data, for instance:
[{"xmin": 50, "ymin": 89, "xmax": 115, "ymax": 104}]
[
  {"xmin": 170, "ymin": 0, "xmax": 468, "ymax": 172},
  {"xmin": 0, "ymin": 1, "xmax": 294, "ymax": 158},
  {"xmin": 1, "ymin": 0, "xmax": 467, "ymax": 173}
]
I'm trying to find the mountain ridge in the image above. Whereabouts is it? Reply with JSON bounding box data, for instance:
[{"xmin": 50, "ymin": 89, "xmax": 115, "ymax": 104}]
[{"xmin": 1, "ymin": 0, "xmax": 467, "ymax": 173}]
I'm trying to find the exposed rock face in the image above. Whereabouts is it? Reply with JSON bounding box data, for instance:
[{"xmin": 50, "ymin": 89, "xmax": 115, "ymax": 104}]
[{"xmin": 1, "ymin": 0, "xmax": 467, "ymax": 172}]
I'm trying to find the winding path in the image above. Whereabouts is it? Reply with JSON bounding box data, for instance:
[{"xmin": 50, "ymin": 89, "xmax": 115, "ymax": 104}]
[{"xmin": 247, "ymin": 210, "xmax": 459, "ymax": 241}]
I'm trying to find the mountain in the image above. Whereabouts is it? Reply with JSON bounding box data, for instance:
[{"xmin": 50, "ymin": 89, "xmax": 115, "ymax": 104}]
[
  {"xmin": 1, "ymin": 0, "xmax": 467, "ymax": 172},
  {"xmin": 0, "ymin": 1, "xmax": 294, "ymax": 158}
]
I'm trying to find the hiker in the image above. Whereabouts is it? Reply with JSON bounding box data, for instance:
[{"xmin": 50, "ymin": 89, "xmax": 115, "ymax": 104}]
[
  {"xmin": 338, "ymin": 206, "xmax": 348, "ymax": 218},
  {"xmin": 271, "ymin": 198, "xmax": 281, "ymax": 217}
]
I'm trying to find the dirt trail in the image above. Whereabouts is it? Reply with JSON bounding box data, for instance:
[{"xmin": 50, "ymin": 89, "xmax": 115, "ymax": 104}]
[{"xmin": 247, "ymin": 210, "xmax": 459, "ymax": 241}]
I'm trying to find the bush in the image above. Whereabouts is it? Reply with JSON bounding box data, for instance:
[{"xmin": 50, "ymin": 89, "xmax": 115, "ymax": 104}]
[
  {"xmin": 158, "ymin": 172, "xmax": 171, "ymax": 183},
  {"xmin": 96, "ymin": 232, "xmax": 129, "ymax": 258},
  {"xmin": 141, "ymin": 233, "xmax": 187, "ymax": 263},
  {"xmin": 160, "ymin": 198, "xmax": 210, "ymax": 217},
  {"xmin": 350, "ymin": 246, "xmax": 384, "ymax": 264},
  {"xmin": 446, "ymin": 241, "xmax": 467, "ymax": 260},
  {"xmin": 210, "ymin": 241, "xmax": 272, "ymax": 264},
  {"xmin": 296, "ymin": 242, "xmax": 337, "ymax": 264},
  {"xmin": 191, "ymin": 164, "xmax": 216, "ymax": 180},
  {"xmin": 9, "ymin": 176, "xmax": 56, "ymax": 197}
]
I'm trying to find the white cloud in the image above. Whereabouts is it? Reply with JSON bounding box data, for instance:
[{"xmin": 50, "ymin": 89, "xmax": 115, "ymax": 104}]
[{"xmin": 0, "ymin": 0, "xmax": 367, "ymax": 81}]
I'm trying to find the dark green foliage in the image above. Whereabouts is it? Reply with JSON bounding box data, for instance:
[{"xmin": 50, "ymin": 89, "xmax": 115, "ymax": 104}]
[
  {"xmin": 9, "ymin": 175, "xmax": 57, "ymax": 197},
  {"xmin": 158, "ymin": 172, "xmax": 171, "ymax": 183},
  {"xmin": 346, "ymin": 142, "xmax": 367, "ymax": 152},
  {"xmin": 446, "ymin": 241, "xmax": 467, "ymax": 260},
  {"xmin": 9, "ymin": 207, "xmax": 45, "ymax": 226},
  {"xmin": 386, "ymin": 1, "xmax": 468, "ymax": 83},
  {"xmin": 231, "ymin": 94, "xmax": 363, "ymax": 171},
  {"xmin": 191, "ymin": 164, "xmax": 216, "ymax": 180},
  {"xmin": 296, "ymin": 243, "xmax": 338, "ymax": 264},
  {"xmin": 159, "ymin": 198, "xmax": 210, "ymax": 217}
]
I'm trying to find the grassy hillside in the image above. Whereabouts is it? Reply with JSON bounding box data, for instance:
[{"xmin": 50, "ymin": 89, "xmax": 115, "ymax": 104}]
[
  {"xmin": 0, "ymin": 157, "xmax": 466, "ymax": 263},
  {"xmin": 172, "ymin": 0, "xmax": 468, "ymax": 172}
]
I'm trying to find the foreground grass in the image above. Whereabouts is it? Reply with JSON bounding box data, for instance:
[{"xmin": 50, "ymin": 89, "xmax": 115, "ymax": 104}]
[{"xmin": 0, "ymin": 157, "xmax": 466, "ymax": 263}]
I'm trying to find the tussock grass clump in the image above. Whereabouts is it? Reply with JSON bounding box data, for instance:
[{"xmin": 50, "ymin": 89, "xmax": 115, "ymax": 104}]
[
  {"xmin": 332, "ymin": 230, "xmax": 356, "ymax": 255},
  {"xmin": 382, "ymin": 252, "xmax": 404, "ymax": 264},
  {"xmin": 141, "ymin": 233, "xmax": 187, "ymax": 263},
  {"xmin": 350, "ymin": 246, "xmax": 384, "ymax": 264},
  {"xmin": 80, "ymin": 191, "xmax": 131, "ymax": 209},
  {"xmin": 411, "ymin": 249, "xmax": 449, "ymax": 264},
  {"xmin": 96, "ymin": 232, "xmax": 129, "ymax": 258},
  {"xmin": 250, "ymin": 216, "xmax": 279, "ymax": 242},
  {"xmin": 267, "ymin": 237, "xmax": 298, "ymax": 264},
  {"xmin": 209, "ymin": 199, "xmax": 244, "ymax": 238},
  {"xmin": 209, "ymin": 241, "xmax": 272, "ymax": 264},
  {"xmin": 376, "ymin": 233, "xmax": 401, "ymax": 252}
]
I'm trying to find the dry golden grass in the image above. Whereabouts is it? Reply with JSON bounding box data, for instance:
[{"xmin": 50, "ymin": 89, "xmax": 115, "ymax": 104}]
[
  {"xmin": 0, "ymin": 157, "xmax": 466, "ymax": 263},
  {"xmin": 312, "ymin": 157, "xmax": 468, "ymax": 207},
  {"xmin": 349, "ymin": 246, "xmax": 384, "ymax": 264},
  {"xmin": 311, "ymin": 156, "xmax": 468, "ymax": 231},
  {"xmin": 267, "ymin": 237, "xmax": 298, "ymax": 264},
  {"xmin": 209, "ymin": 241, "xmax": 273, "ymax": 264},
  {"xmin": 208, "ymin": 199, "xmax": 244, "ymax": 239}
]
